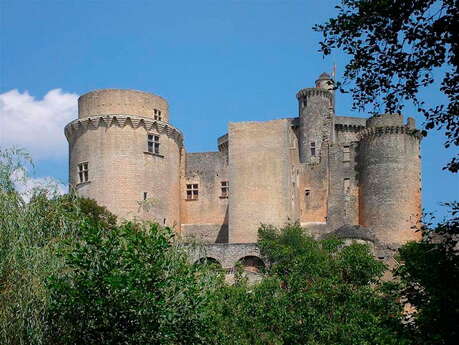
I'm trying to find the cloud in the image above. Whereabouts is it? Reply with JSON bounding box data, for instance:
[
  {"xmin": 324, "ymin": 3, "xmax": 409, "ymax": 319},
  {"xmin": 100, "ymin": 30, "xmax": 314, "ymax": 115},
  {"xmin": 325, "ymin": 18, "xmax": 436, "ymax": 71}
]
[
  {"xmin": 12, "ymin": 168, "xmax": 67, "ymax": 203},
  {"xmin": 0, "ymin": 89, "xmax": 78, "ymax": 160}
]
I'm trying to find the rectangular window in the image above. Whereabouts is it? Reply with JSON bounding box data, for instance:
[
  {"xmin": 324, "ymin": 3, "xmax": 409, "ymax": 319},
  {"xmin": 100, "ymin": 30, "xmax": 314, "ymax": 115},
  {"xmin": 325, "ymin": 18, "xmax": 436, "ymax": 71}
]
[
  {"xmin": 143, "ymin": 192, "xmax": 148, "ymax": 200},
  {"xmin": 344, "ymin": 178, "xmax": 350, "ymax": 194},
  {"xmin": 186, "ymin": 184, "xmax": 198, "ymax": 200},
  {"xmin": 78, "ymin": 162, "xmax": 89, "ymax": 183},
  {"xmin": 221, "ymin": 181, "xmax": 229, "ymax": 198},
  {"xmin": 310, "ymin": 142, "xmax": 316, "ymax": 157},
  {"xmin": 343, "ymin": 145, "xmax": 350, "ymax": 162},
  {"xmin": 147, "ymin": 134, "xmax": 160, "ymax": 154},
  {"xmin": 154, "ymin": 109, "xmax": 162, "ymax": 121}
]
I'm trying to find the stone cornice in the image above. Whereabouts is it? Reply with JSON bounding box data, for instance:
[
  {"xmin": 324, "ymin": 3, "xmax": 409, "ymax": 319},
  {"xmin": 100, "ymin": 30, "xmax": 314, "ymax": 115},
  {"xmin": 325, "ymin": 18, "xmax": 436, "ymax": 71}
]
[
  {"xmin": 64, "ymin": 114, "xmax": 184, "ymax": 146},
  {"xmin": 358, "ymin": 126, "xmax": 423, "ymax": 140}
]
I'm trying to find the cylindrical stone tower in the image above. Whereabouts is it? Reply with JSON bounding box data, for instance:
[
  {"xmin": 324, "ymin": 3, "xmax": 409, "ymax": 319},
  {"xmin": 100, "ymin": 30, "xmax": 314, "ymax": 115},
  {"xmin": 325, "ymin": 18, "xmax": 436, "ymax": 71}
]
[
  {"xmin": 65, "ymin": 89, "xmax": 183, "ymax": 226},
  {"xmin": 296, "ymin": 73, "xmax": 335, "ymax": 163},
  {"xmin": 358, "ymin": 114, "xmax": 422, "ymax": 246}
]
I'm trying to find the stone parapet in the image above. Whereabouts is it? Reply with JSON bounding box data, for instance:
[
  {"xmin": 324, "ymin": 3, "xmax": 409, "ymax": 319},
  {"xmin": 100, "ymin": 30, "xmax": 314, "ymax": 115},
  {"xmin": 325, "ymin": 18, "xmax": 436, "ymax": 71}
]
[
  {"xmin": 64, "ymin": 114, "xmax": 183, "ymax": 147},
  {"xmin": 296, "ymin": 87, "xmax": 333, "ymax": 101},
  {"xmin": 78, "ymin": 89, "xmax": 169, "ymax": 122},
  {"xmin": 358, "ymin": 126, "xmax": 423, "ymax": 140}
]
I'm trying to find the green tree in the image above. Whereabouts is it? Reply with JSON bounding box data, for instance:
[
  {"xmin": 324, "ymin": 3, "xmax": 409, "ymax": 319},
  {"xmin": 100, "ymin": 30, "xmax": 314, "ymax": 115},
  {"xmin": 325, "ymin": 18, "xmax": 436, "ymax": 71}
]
[
  {"xmin": 47, "ymin": 222, "xmax": 222, "ymax": 345},
  {"xmin": 212, "ymin": 224, "xmax": 410, "ymax": 345},
  {"xmin": 314, "ymin": 0, "xmax": 458, "ymax": 172},
  {"xmin": 395, "ymin": 203, "xmax": 459, "ymax": 345},
  {"xmin": 0, "ymin": 148, "xmax": 117, "ymax": 345}
]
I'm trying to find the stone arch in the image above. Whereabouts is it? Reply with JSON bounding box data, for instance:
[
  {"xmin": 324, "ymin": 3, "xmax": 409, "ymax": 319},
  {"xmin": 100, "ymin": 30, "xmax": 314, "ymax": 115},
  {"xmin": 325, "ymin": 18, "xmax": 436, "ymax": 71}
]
[
  {"xmin": 235, "ymin": 255, "xmax": 265, "ymax": 273},
  {"xmin": 194, "ymin": 257, "xmax": 222, "ymax": 268}
]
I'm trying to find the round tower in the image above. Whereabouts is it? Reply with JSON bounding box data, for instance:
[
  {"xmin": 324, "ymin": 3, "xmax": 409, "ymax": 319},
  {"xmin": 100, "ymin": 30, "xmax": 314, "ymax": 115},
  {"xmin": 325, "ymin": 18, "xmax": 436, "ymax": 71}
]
[
  {"xmin": 296, "ymin": 73, "xmax": 334, "ymax": 163},
  {"xmin": 358, "ymin": 114, "xmax": 422, "ymax": 247},
  {"xmin": 65, "ymin": 89, "xmax": 183, "ymax": 226}
]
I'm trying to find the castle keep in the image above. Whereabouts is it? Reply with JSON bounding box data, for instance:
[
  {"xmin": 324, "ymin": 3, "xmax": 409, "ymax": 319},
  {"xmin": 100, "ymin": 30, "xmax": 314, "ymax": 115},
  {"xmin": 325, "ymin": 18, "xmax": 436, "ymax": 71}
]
[{"xmin": 65, "ymin": 73, "xmax": 422, "ymax": 267}]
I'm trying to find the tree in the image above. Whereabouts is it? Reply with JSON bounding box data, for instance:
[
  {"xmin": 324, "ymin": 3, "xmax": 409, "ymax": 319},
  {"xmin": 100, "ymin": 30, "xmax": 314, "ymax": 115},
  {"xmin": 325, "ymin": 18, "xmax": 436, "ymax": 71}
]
[
  {"xmin": 46, "ymin": 222, "xmax": 222, "ymax": 345},
  {"xmin": 0, "ymin": 148, "xmax": 118, "ymax": 345},
  {"xmin": 395, "ymin": 203, "xmax": 459, "ymax": 345},
  {"xmin": 0, "ymin": 149, "xmax": 82, "ymax": 345},
  {"xmin": 211, "ymin": 224, "xmax": 411, "ymax": 345},
  {"xmin": 314, "ymin": 0, "xmax": 458, "ymax": 172}
]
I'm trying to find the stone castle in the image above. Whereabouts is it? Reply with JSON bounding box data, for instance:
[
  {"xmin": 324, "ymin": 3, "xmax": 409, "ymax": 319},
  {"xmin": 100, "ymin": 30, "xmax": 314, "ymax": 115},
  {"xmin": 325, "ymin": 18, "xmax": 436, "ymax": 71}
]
[{"xmin": 65, "ymin": 73, "xmax": 422, "ymax": 269}]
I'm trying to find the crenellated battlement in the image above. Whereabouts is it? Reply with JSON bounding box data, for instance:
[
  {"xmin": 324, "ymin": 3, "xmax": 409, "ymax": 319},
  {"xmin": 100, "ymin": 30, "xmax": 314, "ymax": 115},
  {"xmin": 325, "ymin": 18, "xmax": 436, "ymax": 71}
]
[
  {"xmin": 296, "ymin": 88, "xmax": 333, "ymax": 100},
  {"xmin": 358, "ymin": 126, "xmax": 423, "ymax": 140},
  {"xmin": 64, "ymin": 114, "xmax": 183, "ymax": 146}
]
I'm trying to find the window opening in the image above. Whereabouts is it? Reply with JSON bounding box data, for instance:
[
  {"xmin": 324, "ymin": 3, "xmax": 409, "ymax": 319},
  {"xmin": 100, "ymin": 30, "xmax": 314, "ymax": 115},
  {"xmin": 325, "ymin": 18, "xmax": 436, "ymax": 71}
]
[
  {"xmin": 344, "ymin": 178, "xmax": 350, "ymax": 194},
  {"xmin": 154, "ymin": 109, "xmax": 162, "ymax": 121},
  {"xmin": 78, "ymin": 162, "xmax": 89, "ymax": 183},
  {"xmin": 147, "ymin": 134, "xmax": 160, "ymax": 154},
  {"xmin": 186, "ymin": 184, "xmax": 199, "ymax": 200},
  {"xmin": 343, "ymin": 145, "xmax": 350, "ymax": 162},
  {"xmin": 221, "ymin": 181, "xmax": 229, "ymax": 198},
  {"xmin": 310, "ymin": 142, "xmax": 316, "ymax": 157},
  {"xmin": 143, "ymin": 192, "xmax": 148, "ymax": 200}
]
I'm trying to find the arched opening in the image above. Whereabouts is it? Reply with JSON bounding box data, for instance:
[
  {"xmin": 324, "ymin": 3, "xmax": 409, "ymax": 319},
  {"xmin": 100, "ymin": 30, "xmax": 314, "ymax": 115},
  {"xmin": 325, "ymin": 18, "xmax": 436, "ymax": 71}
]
[
  {"xmin": 236, "ymin": 256, "xmax": 265, "ymax": 273},
  {"xmin": 194, "ymin": 257, "xmax": 222, "ymax": 269}
]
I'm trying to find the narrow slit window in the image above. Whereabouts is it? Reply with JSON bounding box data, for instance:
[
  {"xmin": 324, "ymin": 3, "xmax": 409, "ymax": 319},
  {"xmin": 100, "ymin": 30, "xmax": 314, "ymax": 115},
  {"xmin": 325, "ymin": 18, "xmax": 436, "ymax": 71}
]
[
  {"xmin": 221, "ymin": 181, "xmax": 229, "ymax": 198},
  {"xmin": 305, "ymin": 189, "xmax": 311, "ymax": 199},
  {"xmin": 77, "ymin": 162, "xmax": 89, "ymax": 183},
  {"xmin": 310, "ymin": 142, "xmax": 316, "ymax": 157},
  {"xmin": 143, "ymin": 192, "xmax": 148, "ymax": 200},
  {"xmin": 147, "ymin": 134, "xmax": 160, "ymax": 154},
  {"xmin": 186, "ymin": 184, "xmax": 199, "ymax": 200},
  {"xmin": 343, "ymin": 145, "xmax": 350, "ymax": 162}
]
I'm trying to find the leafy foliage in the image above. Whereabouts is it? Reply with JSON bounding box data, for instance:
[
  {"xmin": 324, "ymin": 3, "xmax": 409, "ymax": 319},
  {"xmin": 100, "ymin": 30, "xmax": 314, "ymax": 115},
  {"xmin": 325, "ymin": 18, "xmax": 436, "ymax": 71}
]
[
  {"xmin": 211, "ymin": 224, "xmax": 410, "ymax": 345},
  {"xmin": 314, "ymin": 0, "xmax": 459, "ymax": 171},
  {"xmin": 0, "ymin": 148, "xmax": 117, "ymax": 345},
  {"xmin": 395, "ymin": 203, "xmax": 459, "ymax": 345},
  {"xmin": 47, "ymin": 222, "xmax": 222, "ymax": 345}
]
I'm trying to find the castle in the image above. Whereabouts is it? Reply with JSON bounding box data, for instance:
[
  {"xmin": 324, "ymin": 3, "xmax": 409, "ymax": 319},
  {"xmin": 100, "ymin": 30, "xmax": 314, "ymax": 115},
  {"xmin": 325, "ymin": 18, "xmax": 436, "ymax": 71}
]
[{"xmin": 65, "ymin": 73, "xmax": 422, "ymax": 269}]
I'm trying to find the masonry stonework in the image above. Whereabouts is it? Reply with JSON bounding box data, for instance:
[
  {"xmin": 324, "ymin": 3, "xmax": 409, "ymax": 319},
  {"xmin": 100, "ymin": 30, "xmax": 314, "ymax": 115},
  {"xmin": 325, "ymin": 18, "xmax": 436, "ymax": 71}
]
[{"xmin": 65, "ymin": 74, "xmax": 422, "ymax": 267}]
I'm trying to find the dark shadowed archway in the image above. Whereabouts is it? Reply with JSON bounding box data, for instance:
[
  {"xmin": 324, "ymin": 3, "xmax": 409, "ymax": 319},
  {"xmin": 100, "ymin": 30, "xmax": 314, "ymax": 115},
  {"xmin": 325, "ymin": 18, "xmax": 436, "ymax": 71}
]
[
  {"xmin": 194, "ymin": 257, "xmax": 222, "ymax": 269},
  {"xmin": 236, "ymin": 256, "xmax": 265, "ymax": 273}
]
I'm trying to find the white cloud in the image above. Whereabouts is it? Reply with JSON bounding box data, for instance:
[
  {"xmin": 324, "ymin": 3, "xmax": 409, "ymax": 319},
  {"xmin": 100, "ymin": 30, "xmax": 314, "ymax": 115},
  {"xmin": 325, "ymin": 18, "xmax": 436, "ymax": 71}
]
[
  {"xmin": 0, "ymin": 89, "xmax": 78, "ymax": 159},
  {"xmin": 12, "ymin": 168, "xmax": 67, "ymax": 203}
]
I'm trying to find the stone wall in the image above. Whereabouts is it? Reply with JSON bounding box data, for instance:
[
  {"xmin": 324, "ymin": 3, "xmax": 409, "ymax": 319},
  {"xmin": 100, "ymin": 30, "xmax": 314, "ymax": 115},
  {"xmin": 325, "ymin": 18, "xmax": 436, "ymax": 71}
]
[
  {"xmin": 187, "ymin": 243, "xmax": 263, "ymax": 269},
  {"xmin": 228, "ymin": 119, "xmax": 293, "ymax": 243},
  {"xmin": 180, "ymin": 151, "xmax": 229, "ymax": 243},
  {"xmin": 78, "ymin": 89, "xmax": 169, "ymax": 122}
]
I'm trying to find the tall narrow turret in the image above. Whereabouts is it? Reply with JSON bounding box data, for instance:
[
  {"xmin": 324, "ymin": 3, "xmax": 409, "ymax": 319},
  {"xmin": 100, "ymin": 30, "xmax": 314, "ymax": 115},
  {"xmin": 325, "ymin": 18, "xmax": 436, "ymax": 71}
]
[{"xmin": 296, "ymin": 73, "xmax": 335, "ymax": 163}]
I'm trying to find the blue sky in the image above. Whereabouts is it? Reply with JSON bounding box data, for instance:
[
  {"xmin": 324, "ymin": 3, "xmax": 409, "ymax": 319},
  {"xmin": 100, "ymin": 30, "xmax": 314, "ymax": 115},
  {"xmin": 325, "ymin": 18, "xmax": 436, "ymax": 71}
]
[{"xmin": 1, "ymin": 0, "xmax": 457, "ymax": 220}]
